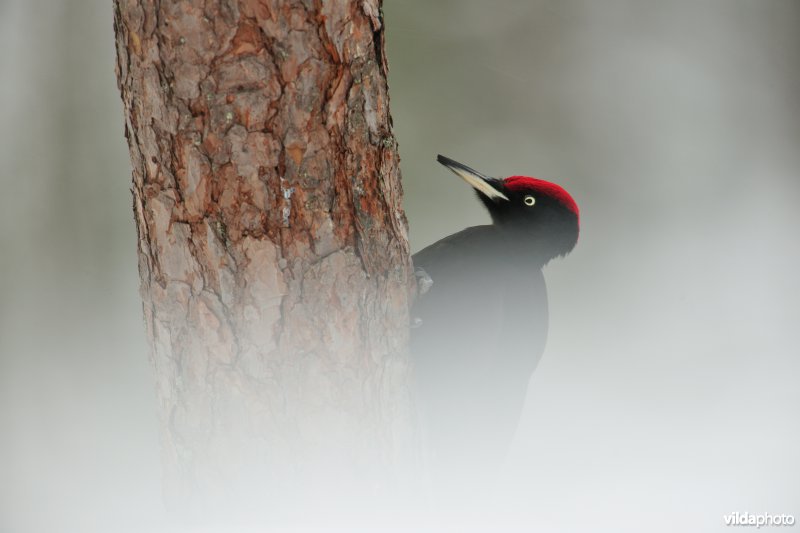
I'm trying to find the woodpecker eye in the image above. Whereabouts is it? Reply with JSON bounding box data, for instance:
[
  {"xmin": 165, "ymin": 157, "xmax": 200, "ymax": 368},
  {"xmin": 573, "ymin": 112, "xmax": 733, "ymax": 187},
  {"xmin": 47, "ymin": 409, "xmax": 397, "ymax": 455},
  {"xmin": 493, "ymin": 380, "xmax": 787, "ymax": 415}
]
[{"xmin": 524, "ymin": 195, "xmax": 536, "ymax": 206}]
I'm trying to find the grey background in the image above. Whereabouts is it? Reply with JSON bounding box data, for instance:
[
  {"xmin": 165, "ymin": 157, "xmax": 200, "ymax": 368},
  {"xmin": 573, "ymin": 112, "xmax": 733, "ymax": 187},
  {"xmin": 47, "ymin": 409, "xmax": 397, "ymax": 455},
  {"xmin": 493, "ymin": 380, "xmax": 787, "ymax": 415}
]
[{"xmin": 1, "ymin": 1, "xmax": 798, "ymax": 531}]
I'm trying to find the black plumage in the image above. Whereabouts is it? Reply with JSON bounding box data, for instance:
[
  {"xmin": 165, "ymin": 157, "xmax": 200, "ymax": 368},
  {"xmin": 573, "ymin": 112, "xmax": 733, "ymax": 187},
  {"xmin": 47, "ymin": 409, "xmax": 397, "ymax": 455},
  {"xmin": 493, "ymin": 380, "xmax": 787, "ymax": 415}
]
[{"xmin": 411, "ymin": 155, "xmax": 579, "ymax": 491}]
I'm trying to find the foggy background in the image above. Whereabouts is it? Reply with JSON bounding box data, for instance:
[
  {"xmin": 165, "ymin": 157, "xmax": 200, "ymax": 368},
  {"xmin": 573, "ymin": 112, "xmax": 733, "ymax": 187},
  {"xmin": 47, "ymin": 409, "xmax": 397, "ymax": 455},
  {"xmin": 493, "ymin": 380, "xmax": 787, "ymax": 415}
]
[{"xmin": 1, "ymin": 0, "xmax": 798, "ymax": 531}]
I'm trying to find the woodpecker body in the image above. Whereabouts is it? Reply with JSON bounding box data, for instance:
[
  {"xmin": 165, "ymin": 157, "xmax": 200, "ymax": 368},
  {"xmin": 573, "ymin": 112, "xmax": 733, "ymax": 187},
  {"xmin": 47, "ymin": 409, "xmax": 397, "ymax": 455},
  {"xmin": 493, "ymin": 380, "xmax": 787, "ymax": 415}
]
[{"xmin": 411, "ymin": 156, "xmax": 579, "ymax": 490}]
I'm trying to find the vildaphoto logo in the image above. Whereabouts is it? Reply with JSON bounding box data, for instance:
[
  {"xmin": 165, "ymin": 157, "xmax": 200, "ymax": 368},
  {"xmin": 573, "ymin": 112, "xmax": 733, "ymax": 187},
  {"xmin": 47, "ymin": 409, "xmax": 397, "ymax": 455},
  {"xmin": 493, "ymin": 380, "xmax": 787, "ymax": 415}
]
[{"xmin": 724, "ymin": 512, "xmax": 796, "ymax": 528}]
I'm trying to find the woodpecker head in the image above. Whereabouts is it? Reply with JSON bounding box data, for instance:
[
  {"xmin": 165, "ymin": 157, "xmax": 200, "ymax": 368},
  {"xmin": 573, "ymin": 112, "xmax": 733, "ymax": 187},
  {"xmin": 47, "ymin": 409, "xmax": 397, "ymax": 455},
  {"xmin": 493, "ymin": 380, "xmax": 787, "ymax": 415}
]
[{"xmin": 437, "ymin": 154, "xmax": 579, "ymax": 262}]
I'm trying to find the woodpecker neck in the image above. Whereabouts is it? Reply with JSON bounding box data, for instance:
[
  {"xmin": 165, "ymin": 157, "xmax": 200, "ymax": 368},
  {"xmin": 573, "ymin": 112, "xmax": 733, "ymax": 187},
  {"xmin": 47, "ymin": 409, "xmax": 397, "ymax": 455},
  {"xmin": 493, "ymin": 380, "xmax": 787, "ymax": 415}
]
[
  {"xmin": 486, "ymin": 210, "xmax": 579, "ymax": 267},
  {"xmin": 490, "ymin": 228, "xmax": 558, "ymax": 268}
]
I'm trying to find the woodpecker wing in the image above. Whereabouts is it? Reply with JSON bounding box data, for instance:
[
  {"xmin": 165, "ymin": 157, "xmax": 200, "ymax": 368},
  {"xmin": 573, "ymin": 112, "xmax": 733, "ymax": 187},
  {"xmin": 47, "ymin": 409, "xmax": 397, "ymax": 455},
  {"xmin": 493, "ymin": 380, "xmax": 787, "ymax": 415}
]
[{"xmin": 411, "ymin": 225, "xmax": 548, "ymax": 482}]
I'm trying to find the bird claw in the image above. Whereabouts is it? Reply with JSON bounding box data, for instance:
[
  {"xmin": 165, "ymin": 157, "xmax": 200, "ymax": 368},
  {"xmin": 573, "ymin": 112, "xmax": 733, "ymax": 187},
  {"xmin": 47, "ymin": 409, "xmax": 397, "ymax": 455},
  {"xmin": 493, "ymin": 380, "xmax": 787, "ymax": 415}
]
[
  {"xmin": 415, "ymin": 267, "xmax": 433, "ymax": 295},
  {"xmin": 410, "ymin": 317, "xmax": 423, "ymax": 329}
]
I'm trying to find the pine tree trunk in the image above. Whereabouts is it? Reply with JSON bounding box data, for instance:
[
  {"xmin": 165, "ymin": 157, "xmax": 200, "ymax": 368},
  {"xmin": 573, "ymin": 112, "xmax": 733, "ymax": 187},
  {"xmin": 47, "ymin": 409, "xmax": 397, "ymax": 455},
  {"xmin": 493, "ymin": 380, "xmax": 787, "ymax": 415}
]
[{"xmin": 113, "ymin": 0, "xmax": 416, "ymax": 518}]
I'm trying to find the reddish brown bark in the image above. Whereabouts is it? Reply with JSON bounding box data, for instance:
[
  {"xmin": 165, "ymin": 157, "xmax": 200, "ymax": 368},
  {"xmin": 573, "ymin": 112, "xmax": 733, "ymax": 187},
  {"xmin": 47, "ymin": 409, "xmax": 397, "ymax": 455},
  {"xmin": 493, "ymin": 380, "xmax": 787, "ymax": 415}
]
[{"xmin": 113, "ymin": 0, "xmax": 416, "ymax": 516}]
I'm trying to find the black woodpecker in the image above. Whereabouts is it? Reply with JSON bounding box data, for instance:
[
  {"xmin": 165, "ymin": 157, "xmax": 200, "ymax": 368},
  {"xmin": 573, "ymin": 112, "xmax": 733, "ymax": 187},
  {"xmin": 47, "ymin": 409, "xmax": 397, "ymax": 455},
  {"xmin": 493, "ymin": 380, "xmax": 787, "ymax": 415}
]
[{"xmin": 411, "ymin": 155, "xmax": 580, "ymax": 490}]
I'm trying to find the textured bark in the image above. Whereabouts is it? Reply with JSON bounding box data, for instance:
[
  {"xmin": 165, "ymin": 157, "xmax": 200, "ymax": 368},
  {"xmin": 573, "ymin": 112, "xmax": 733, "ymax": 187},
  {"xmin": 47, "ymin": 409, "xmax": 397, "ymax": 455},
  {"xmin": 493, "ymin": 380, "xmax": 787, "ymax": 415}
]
[{"xmin": 113, "ymin": 0, "xmax": 415, "ymax": 516}]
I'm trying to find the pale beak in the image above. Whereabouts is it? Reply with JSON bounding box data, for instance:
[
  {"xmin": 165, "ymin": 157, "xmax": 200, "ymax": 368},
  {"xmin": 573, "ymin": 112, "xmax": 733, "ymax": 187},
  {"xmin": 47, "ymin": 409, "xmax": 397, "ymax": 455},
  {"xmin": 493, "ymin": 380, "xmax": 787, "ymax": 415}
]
[{"xmin": 436, "ymin": 155, "xmax": 509, "ymax": 202}]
